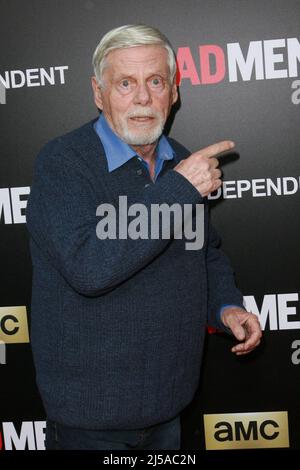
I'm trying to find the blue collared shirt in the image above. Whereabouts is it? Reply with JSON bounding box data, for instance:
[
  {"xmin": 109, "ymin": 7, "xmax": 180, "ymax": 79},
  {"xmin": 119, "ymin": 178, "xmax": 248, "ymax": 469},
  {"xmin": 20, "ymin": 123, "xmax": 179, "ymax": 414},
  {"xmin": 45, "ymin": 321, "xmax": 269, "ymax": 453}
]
[{"xmin": 94, "ymin": 113, "xmax": 175, "ymax": 181}]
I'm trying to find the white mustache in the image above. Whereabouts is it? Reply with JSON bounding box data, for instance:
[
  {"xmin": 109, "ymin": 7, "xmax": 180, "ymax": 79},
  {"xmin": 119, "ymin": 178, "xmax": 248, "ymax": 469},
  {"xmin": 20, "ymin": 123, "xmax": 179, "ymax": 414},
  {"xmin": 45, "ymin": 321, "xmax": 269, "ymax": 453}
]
[{"xmin": 127, "ymin": 109, "xmax": 160, "ymax": 119}]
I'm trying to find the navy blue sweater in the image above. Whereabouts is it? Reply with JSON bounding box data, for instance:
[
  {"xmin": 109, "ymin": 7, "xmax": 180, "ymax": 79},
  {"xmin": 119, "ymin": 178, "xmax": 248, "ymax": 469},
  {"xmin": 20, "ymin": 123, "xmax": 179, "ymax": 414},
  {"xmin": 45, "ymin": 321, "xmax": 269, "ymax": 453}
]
[{"xmin": 26, "ymin": 119, "xmax": 243, "ymax": 430}]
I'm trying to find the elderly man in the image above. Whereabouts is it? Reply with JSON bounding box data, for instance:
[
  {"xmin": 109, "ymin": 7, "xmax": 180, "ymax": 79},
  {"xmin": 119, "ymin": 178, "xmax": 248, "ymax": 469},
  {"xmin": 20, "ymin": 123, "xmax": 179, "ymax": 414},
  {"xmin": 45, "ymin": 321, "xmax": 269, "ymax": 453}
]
[{"xmin": 26, "ymin": 24, "xmax": 262, "ymax": 450}]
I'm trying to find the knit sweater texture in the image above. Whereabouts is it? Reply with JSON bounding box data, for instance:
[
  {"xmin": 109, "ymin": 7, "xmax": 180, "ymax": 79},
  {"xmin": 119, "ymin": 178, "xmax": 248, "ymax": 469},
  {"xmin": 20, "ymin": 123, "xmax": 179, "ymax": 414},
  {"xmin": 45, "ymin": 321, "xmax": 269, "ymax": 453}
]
[{"xmin": 26, "ymin": 119, "xmax": 243, "ymax": 430}]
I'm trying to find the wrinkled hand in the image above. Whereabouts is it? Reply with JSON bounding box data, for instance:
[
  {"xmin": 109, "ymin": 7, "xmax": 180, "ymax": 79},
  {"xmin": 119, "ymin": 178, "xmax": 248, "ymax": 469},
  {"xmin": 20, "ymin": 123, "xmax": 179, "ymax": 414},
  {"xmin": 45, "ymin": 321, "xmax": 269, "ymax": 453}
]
[
  {"xmin": 221, "ymin": 307, "xmax": 262, "ymax": 355},
  {"xmin": 174, "ymin": 141, "xmax": 235, "ymax": 197}
]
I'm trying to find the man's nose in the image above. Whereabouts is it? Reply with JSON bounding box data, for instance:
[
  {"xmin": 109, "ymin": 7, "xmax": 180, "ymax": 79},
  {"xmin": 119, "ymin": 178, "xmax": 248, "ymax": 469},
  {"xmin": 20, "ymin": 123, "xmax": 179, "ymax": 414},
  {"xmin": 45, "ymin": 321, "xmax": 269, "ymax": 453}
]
[{"xmin": 133, "ymin": 82, "xmax": 152, "ymax": 105}]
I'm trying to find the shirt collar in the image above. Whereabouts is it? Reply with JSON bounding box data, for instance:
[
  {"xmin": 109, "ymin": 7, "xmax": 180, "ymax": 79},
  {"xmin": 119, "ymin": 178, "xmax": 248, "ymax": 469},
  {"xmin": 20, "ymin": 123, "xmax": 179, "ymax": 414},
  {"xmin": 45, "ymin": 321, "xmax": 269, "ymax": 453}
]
[{"xmin": 94, "ymin": 113, "xmax": 175, "ymax": 172}]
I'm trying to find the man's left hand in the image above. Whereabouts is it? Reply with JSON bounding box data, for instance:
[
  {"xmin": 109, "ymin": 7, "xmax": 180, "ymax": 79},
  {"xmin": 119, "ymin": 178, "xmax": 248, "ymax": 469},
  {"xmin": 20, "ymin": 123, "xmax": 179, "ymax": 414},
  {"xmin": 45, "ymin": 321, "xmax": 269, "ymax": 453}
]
[{"xmin": 221, "ymin": 307, "xmax": 262, "ymax": 355}]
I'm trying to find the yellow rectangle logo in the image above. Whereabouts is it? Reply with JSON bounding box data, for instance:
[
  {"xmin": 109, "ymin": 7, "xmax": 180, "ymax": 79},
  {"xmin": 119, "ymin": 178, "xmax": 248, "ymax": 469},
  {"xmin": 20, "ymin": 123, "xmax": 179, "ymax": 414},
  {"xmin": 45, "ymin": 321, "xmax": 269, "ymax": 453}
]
[
  {"xmin": 204, "ymin": 411, "xmax": 289, "ymax": 450},
  {"xmin": 0, "ymin": 306, "xmax": 30, "ymax": 344}
]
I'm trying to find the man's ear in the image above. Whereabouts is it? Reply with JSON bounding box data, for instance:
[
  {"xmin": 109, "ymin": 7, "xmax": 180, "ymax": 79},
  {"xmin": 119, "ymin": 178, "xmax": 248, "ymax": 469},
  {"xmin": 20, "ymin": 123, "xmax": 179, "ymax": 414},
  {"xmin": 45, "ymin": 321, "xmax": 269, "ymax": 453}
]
[
  {"xmin": 171, "ymin": 81, "xmax": 178, "ymax": 105},
  {"xmin": 91, "ymin": 76, "xmax": 103, "ymax": 110}
]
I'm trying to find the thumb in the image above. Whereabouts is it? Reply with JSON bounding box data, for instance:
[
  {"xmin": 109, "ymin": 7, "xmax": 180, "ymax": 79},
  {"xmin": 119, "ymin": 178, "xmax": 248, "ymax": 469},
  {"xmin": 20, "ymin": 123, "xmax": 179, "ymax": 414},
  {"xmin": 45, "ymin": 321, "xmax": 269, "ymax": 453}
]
[{"xmin": 232, "ymin": 323, "xmax": 246, "ymax": 341}]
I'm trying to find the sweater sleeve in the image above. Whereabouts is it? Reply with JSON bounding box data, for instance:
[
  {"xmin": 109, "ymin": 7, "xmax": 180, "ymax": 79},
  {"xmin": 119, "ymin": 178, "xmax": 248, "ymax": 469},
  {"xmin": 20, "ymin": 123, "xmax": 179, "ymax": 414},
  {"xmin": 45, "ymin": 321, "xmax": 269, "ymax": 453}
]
[
  {"xmin": 26, "ymin": 146, "xmax": 203, "ymax": 297},
  {"xmin": 206, "ymin": 219, "xmax": 244, "ymax": 330}
]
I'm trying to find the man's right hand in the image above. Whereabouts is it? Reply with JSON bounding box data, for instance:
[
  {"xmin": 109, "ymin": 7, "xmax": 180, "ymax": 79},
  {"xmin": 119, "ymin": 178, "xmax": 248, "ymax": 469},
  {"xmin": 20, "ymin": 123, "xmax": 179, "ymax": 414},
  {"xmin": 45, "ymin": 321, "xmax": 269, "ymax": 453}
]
[{"xmin": 174, "ymin": 141, "xmax": 235, "ymax": 197}]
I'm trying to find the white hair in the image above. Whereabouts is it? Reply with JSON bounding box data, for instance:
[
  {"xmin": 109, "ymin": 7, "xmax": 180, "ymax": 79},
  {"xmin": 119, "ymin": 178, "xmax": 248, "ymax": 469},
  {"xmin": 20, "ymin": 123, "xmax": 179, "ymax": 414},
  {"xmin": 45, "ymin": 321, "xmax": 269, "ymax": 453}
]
[{"xmin": 92, "ymin": 24, "xmax": 176, "ymax": 86}]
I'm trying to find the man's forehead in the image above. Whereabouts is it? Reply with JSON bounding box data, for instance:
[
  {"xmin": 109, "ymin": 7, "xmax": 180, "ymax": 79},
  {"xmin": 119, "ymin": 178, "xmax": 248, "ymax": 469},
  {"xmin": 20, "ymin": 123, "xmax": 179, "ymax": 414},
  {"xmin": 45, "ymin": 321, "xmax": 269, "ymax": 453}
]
[{"xmin": 105, "ymin": 45, "xmax": 168, "ymax": 70}]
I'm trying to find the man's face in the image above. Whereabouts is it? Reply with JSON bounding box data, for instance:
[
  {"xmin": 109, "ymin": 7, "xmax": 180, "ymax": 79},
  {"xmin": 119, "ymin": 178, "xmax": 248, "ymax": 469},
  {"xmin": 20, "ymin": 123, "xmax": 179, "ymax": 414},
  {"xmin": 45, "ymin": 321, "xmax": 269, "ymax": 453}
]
[{"xmin": 92, "ymin": 45, "xmax": 178, "ymax": 145}]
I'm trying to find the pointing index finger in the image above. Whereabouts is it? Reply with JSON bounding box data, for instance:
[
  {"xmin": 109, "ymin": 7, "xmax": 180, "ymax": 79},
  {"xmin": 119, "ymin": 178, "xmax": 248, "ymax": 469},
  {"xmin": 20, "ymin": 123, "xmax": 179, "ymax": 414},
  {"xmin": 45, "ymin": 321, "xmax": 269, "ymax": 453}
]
[{"xmin": 202, "ymin": 141, "xmax": 235, "ymax": 159}]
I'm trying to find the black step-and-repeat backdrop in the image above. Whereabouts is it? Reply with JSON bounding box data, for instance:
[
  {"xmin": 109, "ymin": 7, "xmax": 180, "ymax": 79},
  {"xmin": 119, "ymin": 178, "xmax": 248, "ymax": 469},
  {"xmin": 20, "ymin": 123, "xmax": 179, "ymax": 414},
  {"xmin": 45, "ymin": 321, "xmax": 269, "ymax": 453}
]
[{"xmin": 1, "ymin": 0, "xmax": 299, "ymax": 451}]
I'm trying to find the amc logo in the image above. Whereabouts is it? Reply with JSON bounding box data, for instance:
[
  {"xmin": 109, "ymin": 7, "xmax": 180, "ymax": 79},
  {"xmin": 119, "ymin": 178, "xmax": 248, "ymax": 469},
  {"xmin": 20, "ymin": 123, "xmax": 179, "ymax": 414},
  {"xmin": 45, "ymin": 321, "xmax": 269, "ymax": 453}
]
[
  {"xmin": 0, "ymin": 306, "xmax": 29, "ymax": 344},
  {"xmin": 204, "ymin": 412, "xmax": 289, "ymax": 450}
]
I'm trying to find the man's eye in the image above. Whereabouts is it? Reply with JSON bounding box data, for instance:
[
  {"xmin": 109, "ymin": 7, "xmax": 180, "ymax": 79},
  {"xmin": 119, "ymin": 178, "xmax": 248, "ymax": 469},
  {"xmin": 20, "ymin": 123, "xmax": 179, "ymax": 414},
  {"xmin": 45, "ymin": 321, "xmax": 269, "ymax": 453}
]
[
  {"xmin": 151, "ymin": 78, "xmax": 161, "ymax": 86},
  {"xmin": 121, "ymin": 80, "xmax": 130, "ymax": 87}
]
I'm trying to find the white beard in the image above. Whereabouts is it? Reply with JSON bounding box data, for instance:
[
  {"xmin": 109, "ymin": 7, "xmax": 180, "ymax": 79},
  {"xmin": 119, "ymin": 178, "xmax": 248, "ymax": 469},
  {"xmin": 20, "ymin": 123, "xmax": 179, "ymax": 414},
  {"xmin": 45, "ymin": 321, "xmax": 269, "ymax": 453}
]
[{"xmin": 118, "ymin": 109, "xmax": 165, "ymax": 145}]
